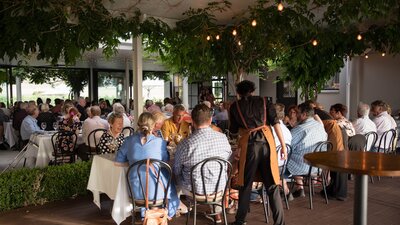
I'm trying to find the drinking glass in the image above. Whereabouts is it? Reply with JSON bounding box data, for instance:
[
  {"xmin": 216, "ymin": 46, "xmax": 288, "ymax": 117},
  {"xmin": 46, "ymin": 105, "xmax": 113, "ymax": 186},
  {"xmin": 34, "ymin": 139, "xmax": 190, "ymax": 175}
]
[
  {"xmin": 41, "ymin": 122, "xmax": 47, "ymax": 130},
  {"xmin": 53, "ymin": 122, "xmax": 58, "ymax": 131}
]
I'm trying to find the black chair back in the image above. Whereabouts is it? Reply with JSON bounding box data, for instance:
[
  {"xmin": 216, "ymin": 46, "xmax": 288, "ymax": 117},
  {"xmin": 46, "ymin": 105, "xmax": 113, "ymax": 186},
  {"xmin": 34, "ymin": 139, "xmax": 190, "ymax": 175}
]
[
  {"xmin": 364, "ymin": 131, "xmax": 378, "ymax": 152},
  {"xmin": 122, "ymin": 126, "xmax": 135, "ymax": 137},
  {"xmin": 126, "ymin": 159, "xmax": 172, "ymax": 210},
  {"xmin": 87, "ymin": 128, "xmax": 107, "ymax": 154},
  {"xmin": 51, "ymin": 130, "xmax": 78, "ymax": 165},
  {"xmin": 377, "ymin": 129, "xmax": 396, "ymax": 153}
]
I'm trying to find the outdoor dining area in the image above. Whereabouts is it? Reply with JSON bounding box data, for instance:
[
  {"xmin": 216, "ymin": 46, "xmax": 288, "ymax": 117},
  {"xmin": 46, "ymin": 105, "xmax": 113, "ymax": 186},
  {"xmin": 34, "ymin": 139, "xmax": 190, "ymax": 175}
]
[{"xmin": 1, "ymin": 1, "xmax": 400, "ymax": 225}]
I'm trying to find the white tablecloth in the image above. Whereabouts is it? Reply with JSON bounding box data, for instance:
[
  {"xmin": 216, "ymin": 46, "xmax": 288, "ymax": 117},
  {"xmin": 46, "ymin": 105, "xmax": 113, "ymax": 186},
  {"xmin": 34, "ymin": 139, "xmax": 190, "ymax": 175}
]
[
  {"xmin": 4, "ymin": 121, "xmax": 17, "ymax": 147},
  {"xmin": 87, "ymin": 154, "xmax": 131, "ymax": 225},
  {"xmin": 24, "ymin": 131, "xmax": 84, "ymax": 168}
]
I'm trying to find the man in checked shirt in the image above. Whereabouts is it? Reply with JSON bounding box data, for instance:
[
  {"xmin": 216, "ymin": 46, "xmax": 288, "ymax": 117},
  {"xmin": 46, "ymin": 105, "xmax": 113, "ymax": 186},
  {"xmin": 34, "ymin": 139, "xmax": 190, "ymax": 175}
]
[{"xmin": 174, "ymin": 104, "xmax": 232, "ymax": 223}]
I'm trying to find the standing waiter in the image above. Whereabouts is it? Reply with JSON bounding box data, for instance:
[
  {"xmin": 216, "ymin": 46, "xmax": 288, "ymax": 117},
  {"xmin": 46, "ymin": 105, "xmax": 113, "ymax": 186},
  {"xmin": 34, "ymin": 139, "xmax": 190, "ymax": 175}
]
[{"xmin": 229, "ymin": 80, "xmax": 286, "ymax": 225}]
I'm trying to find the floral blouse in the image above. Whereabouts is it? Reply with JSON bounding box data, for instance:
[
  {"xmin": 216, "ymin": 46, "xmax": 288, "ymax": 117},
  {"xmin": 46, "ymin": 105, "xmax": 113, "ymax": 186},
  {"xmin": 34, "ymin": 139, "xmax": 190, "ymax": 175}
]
[
  {"xmin": 58, "ymin": 117, "xmax": 81, "ymax": 132},
  {"xmin": 337, "ymin": 117, "xmax": 356, "ymax": 137},
  {"xmin": 98, "ymin": 132, "xmax": 125, "ymax": 154}
]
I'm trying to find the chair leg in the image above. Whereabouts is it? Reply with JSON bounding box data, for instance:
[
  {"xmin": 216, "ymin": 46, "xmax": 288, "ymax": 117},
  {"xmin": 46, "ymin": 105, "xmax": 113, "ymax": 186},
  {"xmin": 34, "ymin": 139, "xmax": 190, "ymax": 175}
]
[
  {"xmin": 222, "ymin": 202, "xmax": 228, "ymax": 225},
  {"xmin": 261, "ymin": 187, "xmax": 269, "ymax": 223},
  {"xmin": 193, "ymin": 202, "xmax": 197, "ymax": 225},
  {"xmin": 186, "ymin": 202, "xmax": 191, "ymax": 225},
  {"xmin": 282, "ymin": 179, "xmax": 289, "ymax": 210},
  {"xmin": 369, "ymin": 176, "xmax": 374, "ymax": 184},
  {"xmin": 131, "ymin": 209, "xmax": 135, "ymax": 225},
  {"xmin": 321, "ymin": 173, "xmax": 329, "ymax": 205},
  {"xmin": 308, "ymin": 176, "xmax": 313, "ymax": 210}
]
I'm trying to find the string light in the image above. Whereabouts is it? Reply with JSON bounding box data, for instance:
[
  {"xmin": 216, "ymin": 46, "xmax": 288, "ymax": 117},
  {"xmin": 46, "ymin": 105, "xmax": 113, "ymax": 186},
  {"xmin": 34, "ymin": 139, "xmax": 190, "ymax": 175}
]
[
  {"xmin": 357, "ymin": 34, "xmax": 362, "ymax": 41},
  {"xmin": 365, "ymin": 54, "xmax": 369, "ymax": 59},
  {"xmin": 238, "ymin": 41, "xmax": 242, "ymax": 46},
  {"xmin": 216, "ymin": 35, "xmax": 220, "ymax": 40},
  {"xmin": 382, "ymin": 52, "xmax": 386, "ymax": 56},
  {"xmin": 232, "ymin": 29, "xmax": 237, "ymax": 36},
  {"xmin": 251, "ymin": 19, "xmax": 257, "ymax": 27},
  {"xmin": 277, "ymin": 3, "xmax": 284, "ymax": 11},
  {"xmin": 206, "ymin": 35, "xmax": 211, "ymax": 41},
  {"xmin": 312, "ymin": 39, "xmax": 318, "ymax": 46}
]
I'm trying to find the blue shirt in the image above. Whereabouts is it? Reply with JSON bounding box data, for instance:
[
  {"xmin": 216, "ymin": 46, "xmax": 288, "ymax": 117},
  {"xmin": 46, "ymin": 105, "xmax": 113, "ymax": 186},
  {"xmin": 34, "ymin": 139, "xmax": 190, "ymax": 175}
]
[
  {"xmin": 287, "ymin": 118, "xmax": 327, "ymax": 175},
  {"xmin": 115, "ymin": 132, "xmax": 178, "ymax": 217},
  {"xmin": 20, "ymin": 115, "xmax": 41, "ymax": 140}
]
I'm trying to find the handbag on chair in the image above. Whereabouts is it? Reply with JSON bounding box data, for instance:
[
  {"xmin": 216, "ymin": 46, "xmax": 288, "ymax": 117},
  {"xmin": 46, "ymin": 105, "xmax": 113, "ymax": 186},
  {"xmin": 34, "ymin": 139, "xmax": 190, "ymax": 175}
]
[{"xmin": 143, "ymin": 159, "xmax": 169, "ymax": 225}]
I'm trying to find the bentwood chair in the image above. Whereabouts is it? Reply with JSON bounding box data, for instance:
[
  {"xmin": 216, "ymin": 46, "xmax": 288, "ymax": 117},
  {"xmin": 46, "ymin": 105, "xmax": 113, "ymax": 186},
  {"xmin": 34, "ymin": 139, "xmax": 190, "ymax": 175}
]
[
  {"xmin": 277, "ymin": 144, "xmax": 292, "ymax": 210},
  {"xmin": 290, "ymin": 141, "xmax": 332, "ymax": 210},
  {"xmin": 126, "ymin": 159, "xmax": 172, "ymax": 225},
  {"xmin": 51, "ymin": 130, "xmax": 78, "ymax": 165},
  {"xmin": 87, "ymin": 128, "xmax": 107, "ymax": 158},
  {"xmin": 377, "ymin": 129, "xmax": 397, "ymax": 154},
  {"xmin": 122, "ymin": 126, "xmax": 135, "ymax": 137},
  {"xmin": 186, "ymin": 157, "xmax": 232, "ymax": 225},
  {"xmin": 364, "ymin": 131, "xmax": 378, "ymax": 152}
]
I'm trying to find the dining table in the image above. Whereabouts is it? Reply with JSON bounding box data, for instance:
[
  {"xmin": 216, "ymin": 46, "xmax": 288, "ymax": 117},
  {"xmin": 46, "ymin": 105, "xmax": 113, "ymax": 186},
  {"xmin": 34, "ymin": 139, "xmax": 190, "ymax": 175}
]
[
  {"xmin": 24, "ymin": 131, "xmax": 84, "ymax": 168},
  {"xmin": 4, "ymin": 121, "xmax": 17, "ymax": 148},
  {"xmin": 87, "ymin": 153, "xmax": 131, "ymax": 225},
  {"xmin": 304, "ymin": 151, "xmax": 400, "ymax": 225}
]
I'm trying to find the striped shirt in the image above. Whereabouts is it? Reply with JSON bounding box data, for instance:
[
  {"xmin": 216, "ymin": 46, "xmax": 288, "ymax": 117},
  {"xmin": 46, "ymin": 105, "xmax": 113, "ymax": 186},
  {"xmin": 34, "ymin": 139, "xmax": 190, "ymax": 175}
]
[
  {"xmin": 173, "ymin": 127, "xmax": 232, "ymax": 195},
  {"xmin": 287, "ymin": 118, "xmax": 327, "ymax": 175}
]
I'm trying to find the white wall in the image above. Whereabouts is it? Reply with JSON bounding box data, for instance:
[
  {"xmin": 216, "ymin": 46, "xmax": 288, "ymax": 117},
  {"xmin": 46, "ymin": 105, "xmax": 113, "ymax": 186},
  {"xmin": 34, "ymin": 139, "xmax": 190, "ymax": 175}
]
[
  {"xmin": 259, "ymin": 71, "xmax": 278, "ymax": 101},
  {"xmin": 316, "ymin": 66, "xmax": 347, "ymax": 112},
  {"xmin": 352, "ymin": 54, "xmax": 400, "ymax": 117}
]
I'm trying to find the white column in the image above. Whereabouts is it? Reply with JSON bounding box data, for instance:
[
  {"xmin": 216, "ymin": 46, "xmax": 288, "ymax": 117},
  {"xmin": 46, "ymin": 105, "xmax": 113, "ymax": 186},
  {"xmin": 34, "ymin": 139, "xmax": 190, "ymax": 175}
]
[
  {"xmin": 89, "ymin": 64, "xmax": 94, "ymax": 101},
  {"xmin": 182, "ymin": 77, "xmax": 189, "ymax": 109},
  {"xmin": 124, "ymin": 58, "xmax": 130, "ymax": 107},
  {"xmin": 132, "ymin": 36, "xmax": 143, "ymax": 128},
  {"xmin": 16, "ymin": 76, "xmax": 22, "ymax": 101},
  {"xmin": 345, "ymin": 57, "xmax": 351, "ymax": 119}
]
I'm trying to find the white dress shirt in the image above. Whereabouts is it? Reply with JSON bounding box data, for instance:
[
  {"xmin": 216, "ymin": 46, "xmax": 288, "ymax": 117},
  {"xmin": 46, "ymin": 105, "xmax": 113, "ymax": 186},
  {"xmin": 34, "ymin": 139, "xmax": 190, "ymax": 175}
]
[
  {"xmin": 353, "ymin": 115, "xmax": 377, "ymax": 135},
  {"xmin": 82, "ymin": 116, "xmax": 109, "ymax": 145},
  {"xmin": 272, "ymin": 120, "xmax": 292, "ymax": 167},
  {"xmin": 372, "ymin": 111, "xmax": 397, "ymax": 148}
]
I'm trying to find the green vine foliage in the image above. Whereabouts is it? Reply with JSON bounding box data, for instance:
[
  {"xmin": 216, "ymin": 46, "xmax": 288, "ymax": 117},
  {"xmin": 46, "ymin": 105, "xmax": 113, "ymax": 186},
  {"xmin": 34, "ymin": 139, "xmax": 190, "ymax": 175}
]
[{"xmin": 3, "ymin": 1, "xmax": 400, "ymax": 99}]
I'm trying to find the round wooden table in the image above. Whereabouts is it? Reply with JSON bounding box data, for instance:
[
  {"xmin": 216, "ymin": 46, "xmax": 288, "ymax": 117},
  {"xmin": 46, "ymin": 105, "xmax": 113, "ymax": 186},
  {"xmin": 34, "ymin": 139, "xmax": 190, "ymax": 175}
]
[{"xmin": 304, "ymin": 151, "xmax": 400, "ymax": 225}]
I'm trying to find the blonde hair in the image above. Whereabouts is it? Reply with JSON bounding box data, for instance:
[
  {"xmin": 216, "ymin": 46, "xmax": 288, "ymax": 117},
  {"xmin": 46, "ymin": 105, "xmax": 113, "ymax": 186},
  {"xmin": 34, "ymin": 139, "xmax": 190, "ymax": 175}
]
[
  {"xmin": 152, "ymin": 111, "xmax": 166, "ymax": 123},
  {"xmin": 137, "ymin": 112, "xmax": 155, "ymax": 136}
]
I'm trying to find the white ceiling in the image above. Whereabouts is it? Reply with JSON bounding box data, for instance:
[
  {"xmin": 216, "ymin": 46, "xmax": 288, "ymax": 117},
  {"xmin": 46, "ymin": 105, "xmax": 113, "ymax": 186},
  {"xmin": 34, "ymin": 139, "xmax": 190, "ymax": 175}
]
[{"xmin": 104, "ymin": 0, "xmax": 259, "ymax": 24}]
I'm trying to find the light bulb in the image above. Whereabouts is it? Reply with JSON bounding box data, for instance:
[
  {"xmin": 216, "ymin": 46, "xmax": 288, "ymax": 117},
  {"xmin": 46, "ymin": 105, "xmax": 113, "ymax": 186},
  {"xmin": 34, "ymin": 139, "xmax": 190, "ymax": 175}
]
[
  {"xmin": 357, "ymin": 34, "xmax": 362, "ymax": 41},
  {"xmin": 251, "ymin": 19, "xmax": 257, "ymax": 27},
  {"xmin": 382, "ymin": 53, "xmax": 385, "ymax": 56},
  {"xmin": 365, "ymin": 55, "xmax": 369, "ymax": 59},
  {"xmin": 216, "ymin": 35, "xmax": 220, "ymax": 40},
  {"xmin": 312, "ymin": 39, "xmax": 318, "ymax": 46},
  {"xmin": 277, "ymin": 3, "xmax": 284, "ymax": 11},
  {"xmin": 232, "ymin": 29, "xmax": 237, "ymax": 36},
  {"xmin": 238, "ymin": 41, "xmax": 242, "ymax": 46},
  {"xmin": 206, "ymin": 35, "xmax": 211, "ymax": 41}
]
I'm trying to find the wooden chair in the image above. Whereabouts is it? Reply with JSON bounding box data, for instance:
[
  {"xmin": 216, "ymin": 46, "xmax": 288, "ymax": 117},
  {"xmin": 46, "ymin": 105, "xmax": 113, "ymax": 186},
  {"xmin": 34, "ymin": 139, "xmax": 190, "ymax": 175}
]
[
  {"xmin": 51, "ymin": 130, "xmax": 78, "ymax": 165},
  {"xmin": 290, "ymin": 141, "xmax": 332, "ymax": 209},
  {"xmin": 126, "ymin": 159, "xmax": 172, "ymax": 225},
  {"xmin": 122, "ymin": 126, "xmax": 135, "ymax": 137},
  {"xmin": 377, "ymin": 129, "xmax": 397, "ymax": 154},
  {"xmin": 186, "ymin": 157, "xmax": 232, "ymax": 225},
  {"xmin": 87, "ymin": 128, "xmax": 107, "ymax": 158},
  {"xmin": 364, "ymin": 131, "xmax": 378, "ymax": 152}
]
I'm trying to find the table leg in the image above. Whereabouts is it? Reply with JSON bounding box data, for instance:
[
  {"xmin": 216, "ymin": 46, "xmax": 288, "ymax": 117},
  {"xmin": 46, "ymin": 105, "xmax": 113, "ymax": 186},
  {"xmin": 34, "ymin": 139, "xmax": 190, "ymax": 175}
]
[{"xmin": 354, "ymin": 174, "xmax": 368, "ymax": 225}]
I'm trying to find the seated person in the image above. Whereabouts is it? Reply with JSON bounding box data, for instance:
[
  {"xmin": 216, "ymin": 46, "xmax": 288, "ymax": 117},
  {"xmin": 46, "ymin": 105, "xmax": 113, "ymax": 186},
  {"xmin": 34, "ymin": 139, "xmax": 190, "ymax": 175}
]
[
  {"xmin": 20, "ymin": 104, "xmax": 41, "ymax": 145},
  {"xmin": 152, "ymin": 111, "xmax": 166, "ymax": 138},
  {"xmin": 174, "ymin": 104, "xmax": 232, "ymax": 223},
  {"xmin": 58, "ymin": 107, "xmax": 81, "ymax": 132},
  {"xmin": 36, "ymin": 103, "xmax": 57, "ymax": 131},
  {"xmin": 115, "ymin": 112, "xmax": 179, "ymax": 219},
  {"xmin": 98, "ymin": 113, "xmax": 125, "ymax": 154},
  {"xmin": 287, "ymin": 103, "xmax": 328, "ymax": 197},
  {"xmin": 161, "ymin": 104, "xmax": 190, "ymax": 143}
]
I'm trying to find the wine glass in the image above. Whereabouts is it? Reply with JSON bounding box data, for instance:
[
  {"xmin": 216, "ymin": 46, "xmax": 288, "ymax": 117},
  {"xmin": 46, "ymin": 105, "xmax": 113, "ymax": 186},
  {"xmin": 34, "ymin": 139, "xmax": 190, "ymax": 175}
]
[
  {"xmin": 53, "ymin": 122, "xmax": 58, "ymax": 131},
  {"xmin": 41, "ymin": 122, "xmax": 47, "ymax": 130}
]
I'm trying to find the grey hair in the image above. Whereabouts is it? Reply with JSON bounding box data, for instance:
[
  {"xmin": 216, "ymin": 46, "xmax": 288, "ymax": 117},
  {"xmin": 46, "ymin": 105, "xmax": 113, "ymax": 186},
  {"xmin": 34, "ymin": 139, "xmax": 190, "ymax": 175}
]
[
  {"xmin": 358, "ymin": 102, "xmax": 370, "ymax": 116},
  {"xmin": 113, "ymin": 103, "xmax": 126, "ymax": 114}
]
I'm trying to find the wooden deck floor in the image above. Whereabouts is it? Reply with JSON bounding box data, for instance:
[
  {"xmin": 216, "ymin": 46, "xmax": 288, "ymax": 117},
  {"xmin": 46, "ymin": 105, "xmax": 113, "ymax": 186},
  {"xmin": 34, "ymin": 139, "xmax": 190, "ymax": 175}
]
[{"xmin": 1, "ymin": 177, "xmax": 399, "ymax": 225}]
